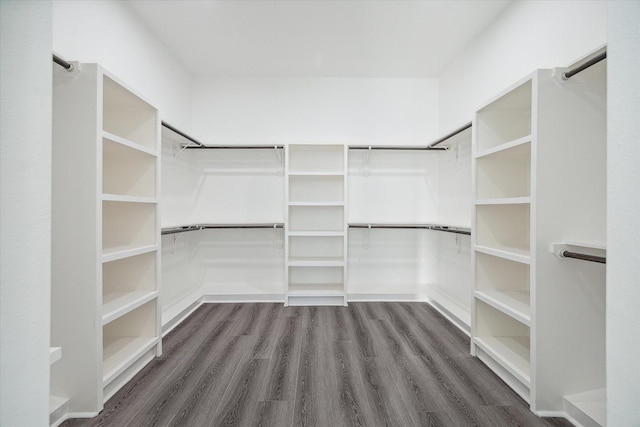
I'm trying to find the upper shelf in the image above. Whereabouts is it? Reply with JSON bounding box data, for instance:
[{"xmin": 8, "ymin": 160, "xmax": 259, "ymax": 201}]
[
  {"xmin": 476, "ymin": 78, "xmax": 532, "ymax": 153},
  {"xmin": 102, "ymin": 75, "xmax": 157, "ymax": 151}
]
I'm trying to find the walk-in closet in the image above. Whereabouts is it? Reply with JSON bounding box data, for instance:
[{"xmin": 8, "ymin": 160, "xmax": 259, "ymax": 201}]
[{"xmin": 1, "ymin": 1, "xmax": 638, "ymax": 427}]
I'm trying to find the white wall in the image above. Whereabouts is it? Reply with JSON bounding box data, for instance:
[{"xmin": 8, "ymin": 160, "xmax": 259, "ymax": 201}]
[
  {"xmin": 191, "ymin": 76, "xmax": 438, "ymax": 145},
  {"xmin": 439, "ymin": 0, "xmax": 607, "ymax": 131},
  {"xmin": 607, "ymin": 2, "xmax": 640, "ymax": 425},
  {"xmin": 0, "ymin": 1, "xmax": 52, "ymax": 425},
  {"xmin": 53, "ymin": 0, "xmax": 193, "ymax": 130}
]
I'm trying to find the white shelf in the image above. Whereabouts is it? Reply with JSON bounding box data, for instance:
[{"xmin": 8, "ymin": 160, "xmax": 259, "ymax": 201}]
[
  {"xmin": 288, "ymin": 285, "xmax": 345, "ymax": 297},
  {"xmin": 563, "ymin": 388, "xmax": 606, "ymax": 427},
  {"xmin": 287, "ymin": 231, "xmax": 344, "ymax": 237},
  {"xmin": 474, "ymin": 336, "xmax": 531, "ymax": 386},
  {"xmin": 476, "ymin": 197, "xmax": 531, "ymax": 205},
  {"xmin": 288, "ymin": 257, "xmax": 344, "ymax": 267},
  {"xmin": 102, "ymin": 194, "xmax": 157, "ymax": 203},
  {"xmin": 289, "ymin": 171, "xmax": 344, "ymax": 176},
  {"xmin": 102, "ymin": 336, "xmax": 158, "ymax": 386},
  {"xmin": 49, "ymin": 395, "xmax": 69, "ymax": 420},
  {"xmin": 288, "ymin": 201, "xmax": 344, "ymax": 207},
  {"xmin": 102, "ymin": 244, "xmax": 158, "ymax": 263},
  {"xmin": 474, "ymin": 290, "xmax": 530, "ymax": 325},
  {"xmin": 475, "ymin": 135, "xmax": 531, "ymax": 159},
  {"xmin": 475, "ymin": 244, "xmax": 530, "ymax": 264},
  {"xmin": 102, "ymin": 130, "xmax": 157, "ymax": 157},
  {"xmin": 102, "ymin": 291, "xmax": 159, "ymax": 325},
  {"xmin": 49, "ymin": 347, "xmax": 62, "ymax": 365}
]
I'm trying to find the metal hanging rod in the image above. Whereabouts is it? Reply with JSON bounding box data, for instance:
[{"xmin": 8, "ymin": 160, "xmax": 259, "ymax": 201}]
[
  {"xmin": 349, "ymin": 145, "xmax": 447, "ymax": 151},
  {"xmin": 349, "ymin": 223, "xmax": 471, "ymax": 236},
  {"xmin": 562, "ymin": 51, "xmax": 607, "ymax": 80},
  {"xmin": 162, "ymin": 121, "xmax": 204, "ymax": 147},
  {"xmin": 185, "ymin": 145, "xmax": 285, "ymax": 150},
  {"xmin": 162, "ymin": 223, "xmax": 285, "ymax": 235},
  {"xmin": 349, "ymin": 122, "xmax": 472, "ymax": 151},
  {"xmin": 560, "ymin": 250, "xmax": 606, "ymax": 264},
  {"xmin": 52, "ymin": 54, "xmax": 73, "ymax": 72},
  {"xmin": 161, "ymin": 225, "xmax": 203, "ymax": 236},
  {"xmin": 426, "ymin": 122, "xmax": 472, "ymax": 149}
]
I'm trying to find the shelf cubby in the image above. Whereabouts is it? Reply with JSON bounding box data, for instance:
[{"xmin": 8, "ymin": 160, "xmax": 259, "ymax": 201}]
[
  {"xmin": 288, "ymin": 235, "xmax": 344, "ymax": 266},
  {"xmin": 102, "ymin": 201, "xmax": 156, "ymax": 253},
  {"xmin": 475, "ymin": 299, "xmax": 531, "ymax": 385},
  {"xmin": 476, "ymin": 141, "xmax": 531, "ymax": 199},
  {"xmin": 102, "ymin": 75, "xmax": 157, "ymax": 150},
  {"xmin": 289, "ymin": 205, "xmax": 344, "ymax": 232},
  {"xmin": 289, "ymin": 175, "xmax": 344, "ymax": 204},
  {"xmin": 288, "ymin": 266, "xmax": 344, "ymax": 293},
  {"xmin": 476, "ymin": 80, "xmax": 532, "ymax": 152},
  {"xmin": 288, "ymin": 144, "xmax": 344, "ymax": 174},
  {"xmin": 476, "ymin": 203, "xmax": 530, "ymax": 258},
  {"xmin": 475, "ymin": 252, "xmax": 530, "ymax": 323},
  {"xmin": 102, "ymin": 300, "xmax": 158, "ymax": 386},
  {"xmin": 103, "ymin": 251, "xmax": 158, "ymax": 324},
  {"xmin": 103, "ymin": 137, "xmax": 157, "ymax": 198}
]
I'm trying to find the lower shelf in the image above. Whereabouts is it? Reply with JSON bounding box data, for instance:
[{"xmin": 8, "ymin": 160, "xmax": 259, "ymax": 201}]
[
  {"xmin": 563, "ymin": 388, "xmax": 606, "ymax": 427},
  {"xmin": 427, "ymin": 289, "xmax": 471, "ymax": 331},
  {"xmin": 49, "ymin": 395, "xmax": 69, "ymax": 427},
  {"xmin": 102, "ymin": 336, "xmax": 158, "ymax": 386},
  {"xmin": 474, "ymin": 336, "xmax": 531, "ymax": 386},
  {"xmin": 288, "ymin": 283, "xmax": 344, "ymax": 297}
]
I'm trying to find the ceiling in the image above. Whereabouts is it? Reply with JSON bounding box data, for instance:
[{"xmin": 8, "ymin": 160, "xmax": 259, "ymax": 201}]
[{"xmin": 128, "ymin": 0, "xmax": 511, "ymax": 78}]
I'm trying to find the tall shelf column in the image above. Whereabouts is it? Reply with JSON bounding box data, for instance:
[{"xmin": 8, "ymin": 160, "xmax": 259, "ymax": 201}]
[
  {"xmin": 471, "ymin": 64, "xmax": 606, "ymax": 421},
  {"xmin": 285, "ymin": 144, "xmax": 348, "ymax": 306},
  {"xmin": 51, "ymin": 64, "xmax": 161, "ymax": 422}
]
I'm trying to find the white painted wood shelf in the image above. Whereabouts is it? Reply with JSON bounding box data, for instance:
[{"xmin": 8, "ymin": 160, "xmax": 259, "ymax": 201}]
[
  {"xmin": 474, "ymin": 290, "xmax": 530, "ymax": 325},
  {"xmin": 563, "ymin": 388, "xmax": 606, "ymax": 427},
  {"xmin": 102, "ymin": 336, "xmax": 159, "ymax": 385},
  {"xmin": 102, "ymin": 291, "xmax": 159, "ymax": 325},
  {"xmin": 474, "ymin": 336, "xmax": 531, "ymax": 386},
  {"xmin": 474, "ymin": 244, "xmax": 530, "ymax": 264}
]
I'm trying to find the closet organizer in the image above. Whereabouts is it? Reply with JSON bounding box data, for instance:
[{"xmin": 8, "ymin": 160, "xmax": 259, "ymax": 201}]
[
  {"xmin": 471, "ymin": 55, "xmax": 606, "ymax": 425},
  {"xmin": 51, "ymin": 63, "xmax": 162, "ymax": 422}
]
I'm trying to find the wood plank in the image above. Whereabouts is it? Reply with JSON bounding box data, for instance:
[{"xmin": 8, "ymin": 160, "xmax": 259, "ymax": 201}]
[
  {"xmin": 292, "ymin": 322, "xmax": 334, "ymax": 427},
  {"xmin": 260, "ymin": 316, "xmax": 303, "ymax": 401}
]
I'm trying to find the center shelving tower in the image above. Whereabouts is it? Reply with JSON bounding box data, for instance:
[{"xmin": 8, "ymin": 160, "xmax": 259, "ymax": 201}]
[{"xmin": 285, "ymin": 144, "xmax": 348, "ymax": 306}]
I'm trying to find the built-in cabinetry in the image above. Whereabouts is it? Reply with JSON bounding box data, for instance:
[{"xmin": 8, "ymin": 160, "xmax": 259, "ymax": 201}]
[
  {"xmin": 471, "ymin": 64, "xmax": 606, "ymax": 423},
  {"xmin": 51, "ymin": 64, "xmax": 161, "ymax": 423},
  {"xmin": 285, "ymin": 144, "xmax": 347, "ymax": 306}
]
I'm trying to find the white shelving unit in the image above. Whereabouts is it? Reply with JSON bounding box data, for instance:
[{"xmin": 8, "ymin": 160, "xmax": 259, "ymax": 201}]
[
  {"xmin": 51, "ymin": 64, "xmax": 161, "ymax": 422},
  {"xmin": 471, "ymin": 63, "xmax": 606, "ymax": 421},
  {"xmin": 285, "ymin": 144, "xmax": 347, "ymax": 306}
]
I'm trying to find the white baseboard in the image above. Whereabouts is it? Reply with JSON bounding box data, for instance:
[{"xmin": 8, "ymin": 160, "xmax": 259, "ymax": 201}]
[
  {"xmin": 201, "ymin": 294, "xmax": 285, "ymax": 303},
  {"xmin": 162, "ymin": 297, "xmax": 203, "ymax": 336},
  {"xmin": 426, "ymin": 299, "xmax": 471, "ymax": 336},
  {"xmin": 347, "ymin": 293, "xmax": 428, "ymax": 302}
]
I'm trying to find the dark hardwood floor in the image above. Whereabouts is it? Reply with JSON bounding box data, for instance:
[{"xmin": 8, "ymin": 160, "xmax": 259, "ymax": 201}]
[{"xmin": 62, "ymin": 303, "xmax": 572, "ymax": 427}]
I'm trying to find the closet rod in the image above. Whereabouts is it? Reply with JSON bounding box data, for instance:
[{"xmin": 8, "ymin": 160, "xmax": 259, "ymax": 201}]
[
  {"xmin": 560, "ymin": 250, "xmax": 606, "ymax": 264},
  {"xmin": 52, "ymin": 54, "xmax": 73, "ymax": 72},
  {"xmin": 162, "ymin": 121, "xmax": 204, "ymax": 147},
  {"xmin": 161, "ymin": 226, "xmax": 202, "ymax": 235},
  {"xmin": 349, "ymin": 224, "xmax": 471, "ymax": 236},
  {"xmin": 426, "ymin": 122, "xmax": 472, "ymax": 149},
  {"xmin": 562, "ymin": 51, "xmax": 607, "ymax": 80},
  {"xmin": 184, "ymin": 145, "xmax": 285, "ymax": 150},
  {"xmin": 162, "ymin": 223, "xmax": 285, "ymax": 235},
  {"xmin": 349, "ymin": 145, "xmax": 447, "ymax": 151}
]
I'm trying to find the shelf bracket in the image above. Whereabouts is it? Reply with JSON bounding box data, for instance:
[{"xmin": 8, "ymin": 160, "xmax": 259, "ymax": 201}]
[
  {"xmin": 273, "ymin": 224, "xmax": 284, "ymax": 249},
  {"xmin": 362, "ymin": 146, "xmax": 372, "ymax": 177},
  {"xmin": 274, "ymin": 146, "xmax": 284, "ymax": 176},
  {"xmin": 363, "ymin": 224, "xmax": 371, "ymax": 249}
]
